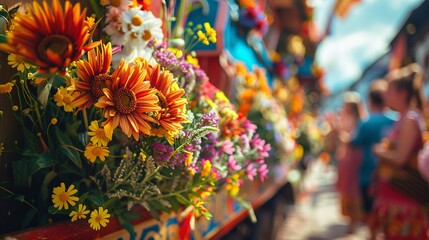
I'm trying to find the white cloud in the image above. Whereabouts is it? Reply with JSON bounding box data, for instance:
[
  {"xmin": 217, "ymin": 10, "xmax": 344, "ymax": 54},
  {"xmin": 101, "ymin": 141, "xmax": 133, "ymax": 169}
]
[{"xmin": 314, "ymin": 0, "xmax": 424, "ymax": 93}]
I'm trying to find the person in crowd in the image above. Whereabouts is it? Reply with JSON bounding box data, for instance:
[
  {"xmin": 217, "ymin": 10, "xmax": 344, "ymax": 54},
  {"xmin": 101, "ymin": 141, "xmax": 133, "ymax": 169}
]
[
  {"xmin": 349, "ymin": 79, "xmax": 395, "ymax": 221},
  {"xmin": 371, "ymin": 63, "xmax": 429, "ymax": 240},
  {"xmin": 335, "ymin": 91, "xmax": 365, "ymax": 234}
]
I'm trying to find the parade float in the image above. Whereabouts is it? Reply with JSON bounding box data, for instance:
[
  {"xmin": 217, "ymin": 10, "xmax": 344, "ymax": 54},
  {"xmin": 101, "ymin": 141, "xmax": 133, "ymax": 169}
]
[{"xmin": 0, "ymin": 0, "xmax": 324, "ymax": 238}]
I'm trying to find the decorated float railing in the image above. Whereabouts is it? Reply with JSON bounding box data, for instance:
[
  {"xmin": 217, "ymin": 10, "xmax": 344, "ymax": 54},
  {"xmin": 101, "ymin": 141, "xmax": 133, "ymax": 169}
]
[{"xmin": 0, "ymin": 0, "xmax": 324, "ymax": 238}]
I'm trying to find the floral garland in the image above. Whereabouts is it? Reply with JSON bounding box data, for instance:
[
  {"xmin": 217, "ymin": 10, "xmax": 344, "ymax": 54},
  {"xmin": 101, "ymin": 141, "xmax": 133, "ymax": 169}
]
[
  {"xmin": 0, "ymin": 0, "xmax": 270, "ymax": 235},
  {"xmin": 232, "ymin": 0, "xmax": 271, "ymax": 35}
]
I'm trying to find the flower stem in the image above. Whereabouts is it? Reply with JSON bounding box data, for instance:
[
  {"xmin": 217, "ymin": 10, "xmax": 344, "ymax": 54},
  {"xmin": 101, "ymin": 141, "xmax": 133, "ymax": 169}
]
[{"xmin": 0, "ymin": 185, "xmax": 40, "ymax": 213}]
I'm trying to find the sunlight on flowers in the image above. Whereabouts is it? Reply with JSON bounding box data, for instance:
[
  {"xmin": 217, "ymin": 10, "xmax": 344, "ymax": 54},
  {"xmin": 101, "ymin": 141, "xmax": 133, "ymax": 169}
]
[
  {"xmin": 69, "ymin": 204, "xmax": 90, "ymax": 222},
  {"xmin": 7, "ymin": 54, "xmax": 33, "ymax": 72},
  {"xmin": 88, "ymin": 207, "xmax": 110, "ymax": 231},
  {"xmin": 84, "ymin": 143, "xmax": 110, "ymax": 163},
  {"xmin": 0, "ymin": 0, "xmax": 100, "ymax": 75},
  {"xmin": 88, "ymin": 121, "xmax": 111, "ymax": 147},
  {"xmin": 52, "ymin": 183, "xmax": 79, "ymax": 210},
  {"xmin": 54, "ymin": 87, "xmax": 79, "ymax": 112}
]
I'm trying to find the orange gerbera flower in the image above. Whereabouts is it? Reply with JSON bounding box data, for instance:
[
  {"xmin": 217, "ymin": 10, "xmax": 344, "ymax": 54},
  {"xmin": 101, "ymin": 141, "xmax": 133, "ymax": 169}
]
[
  {"xmin": 0, "ymin": 0, "xmax": 99, "ymax": 75},
  {"xmin": 146, "ymin": 64, "xmax": 188, "ymax": 135},
  {"xmin": 73, "ymin": 43, "xmax": 112, "ymax": 110},
  {"xmin": 95, "ymin": 60, "xmax": 160, "ymax": 140}
]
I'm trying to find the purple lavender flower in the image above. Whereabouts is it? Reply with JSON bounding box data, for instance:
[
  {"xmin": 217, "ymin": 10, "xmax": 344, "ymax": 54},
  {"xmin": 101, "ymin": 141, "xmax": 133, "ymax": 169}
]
[
  {"xmin": 198, "ymin": 110, "xmax": 219, "ymax": 128},
  {"xmin": 152, "ymin": 142, "xmax": 173, "ymax": 164},
  {"xmin": 200, "ymin": 133, "xmax": 218, "ymax": 162},
  {"xmin": 152, "ymin": 142, "xmax": 188, "ymax": 168}
]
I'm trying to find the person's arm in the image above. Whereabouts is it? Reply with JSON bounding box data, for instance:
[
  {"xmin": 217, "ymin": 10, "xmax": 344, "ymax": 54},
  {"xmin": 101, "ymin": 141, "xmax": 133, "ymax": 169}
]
[{"xmin": 374, "ymin": 118, "xmax": 420, "ymax": 166}]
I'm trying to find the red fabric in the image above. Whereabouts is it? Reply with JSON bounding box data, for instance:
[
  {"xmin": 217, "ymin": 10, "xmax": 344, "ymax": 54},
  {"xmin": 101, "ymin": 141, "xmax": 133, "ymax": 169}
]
[
  {"xmin": 179, "ymin": 211, "xmax": 193, "ymax": 240},
  {"xmin": 337, "ymin": 145, "xmax": 362, "ymax": 198},
  {"xmin": 370, "ymin": 110, "xmax": 429, "ymax": 239}
]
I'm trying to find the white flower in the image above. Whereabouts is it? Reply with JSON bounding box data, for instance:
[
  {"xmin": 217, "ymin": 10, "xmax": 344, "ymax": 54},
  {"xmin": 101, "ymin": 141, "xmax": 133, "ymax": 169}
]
[
  {"xmin": 112, "ymin": 45, "xmax": 157, "ymax": 67},
  {"xmin": 120, "ymin": 8, "xmax": 164, "ymax": 49}
]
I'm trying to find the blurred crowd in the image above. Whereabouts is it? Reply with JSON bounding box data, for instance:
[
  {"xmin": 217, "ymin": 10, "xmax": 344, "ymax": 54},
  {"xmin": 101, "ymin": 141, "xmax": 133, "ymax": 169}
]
[{"xmin": 322, "ymin": 63, "xmax": 429, "ymax": 240}]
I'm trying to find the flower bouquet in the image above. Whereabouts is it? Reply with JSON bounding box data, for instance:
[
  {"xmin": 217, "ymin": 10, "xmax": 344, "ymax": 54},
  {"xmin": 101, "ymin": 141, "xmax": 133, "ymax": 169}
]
[{"xmin": 0, "ymin": 0, "xmax": 270, "ymax": 236}]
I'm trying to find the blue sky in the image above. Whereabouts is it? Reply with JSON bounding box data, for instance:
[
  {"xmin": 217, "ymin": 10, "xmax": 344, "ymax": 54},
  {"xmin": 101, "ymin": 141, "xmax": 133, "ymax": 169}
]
[{"xmin": 309, "ymin": 0, "xmax": 424, "ymax": 93}]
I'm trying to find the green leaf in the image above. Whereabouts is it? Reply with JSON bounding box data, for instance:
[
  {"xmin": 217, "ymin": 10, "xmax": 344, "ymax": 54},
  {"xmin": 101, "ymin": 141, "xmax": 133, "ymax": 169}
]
[
  {"xmin": 118, "ymin": 215, "xmax": 137, "ymax": 239},
  {"xmin": 0, "ymin": 33, "xmax": 6, "ymax": 43},
  {"xmin": 103, "ymin": 198, "xmax": 119, "ymax": 211},
  {"xmin": 149, "ymin": 201, "xmax": 169, "ymax": 214},
  {"xmin": 15, "ymin": 195, "xmax": 25, "ymax": 202},
  {"xmin": 188, "ymin": 190, "xmax": 200, "ymax": 198},
  {"xmin": 87, "ymin": 194, "xmax": 105, "ymax": 206},
  {"xmin": 78, "ymin": 192, "xmax": 89, "ymax": 203},
  {"xmin": 121, "ymin": 211, "xmax": 140, "ymax": 220},
  {"xmin": 29, "ymin": 153, "xmax": 53, "ymax": 176},
  {"xmin": 37, "ymin": 77, "xmax": 53, "ymax": 108},
  {"xmin": 175, "ymin": 194, "xmax": 189, "ymax": 205},
  {"xmin": 89, "ymin": 0, "xmax": 103, "ymax": 18},
  {"xmin": 8, "ymin": 4, "xmax": 21, "ymax": 15},
  {"xmin": 148, "ymin": 207, "xmax": 160, "ymax": 221},
  {"xmin": 48, "ymin": 205, "xmax": 58, "ymax": 215},
  {"xmin": 22, "ymin": 209, "xmax": 37, "ymax": 229},
  {"xmin": 55, "ymin": 128, "xmax": 83, "ymax": 170},
  {"xmin": 39, "ymin": 170, "xmax": 57, "ymax": 203},
  {"xmin": 169, "ymin": 198, "xmax": 180, "ymax": 212},
  {"xmin": 12, "ymin": 159, "xmax": 30, "ymax": 186},
  {"xmin": 202, "ymin": 211, "xmax": 212, "ymax": 220}
]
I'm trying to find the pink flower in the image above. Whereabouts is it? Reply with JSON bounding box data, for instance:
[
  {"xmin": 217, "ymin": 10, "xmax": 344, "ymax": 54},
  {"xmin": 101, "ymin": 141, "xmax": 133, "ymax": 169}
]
[
  {"xmin": 241, "ymin": 119, "xmax": 257, "ymax": 135},
  {"xmin": 227, "ymin": 156, "xmax": 241, "ymax": 172},
  {"xmin": 258, "ymin": 164, "xmax": 269, "ymax": 182},
  {"xmin": 246, "ymin": 164, "xmax": 257, "ymax": 181},
  {"xmin": 251, "ymin": 134, "xmax": 271, "ymax": 158},
  {"xmin": 221, "ymin": 140, "xmax": 235, "ymax": 155}
]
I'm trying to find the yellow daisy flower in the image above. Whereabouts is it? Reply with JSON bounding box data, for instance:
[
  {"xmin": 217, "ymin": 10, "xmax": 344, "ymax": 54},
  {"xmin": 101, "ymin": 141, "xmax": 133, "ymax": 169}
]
[
  {"xmin": 203, "ymin": 22, "xmax": 217, "ymax": 43},
  {"xmin": 51, "ymin": 183, "xmax": 79, "ymax": 210},
  {"xmin": 54, "ymin": 87, "xmax": 79, "ymax": 112},
  {"xmin": 0, "ymin": 82, "xmax": 14, "ymax": 94},
  {"xmin": 197, "ymin": 30, "xmax": 209, "ymax": 45},
  {"xmin": 88, "ymin": 207, "xmax": 110, "ymax": 231},
  {"xmin": 27, "ymin": 73, "xmax": 46, "ymax": 85},
  {"xmin": 168, "ymin": 47, "xmax": 183, "ymax": 58},
  {"xmin": 226, "ymin": 181, "xmax": 240, "ymax": 196},
  {"xmin": 7, "ymin": 54, "xmax": 33, "ymax": 72},
  {"xmin": 84, "ymin": 143, "xmax": 110, "ymax": 163},
  {"xmin": 69, "ymin": 204, "xmax": 90, "ymax": 222},
  {"xmin": 205, "ymin": 98, "xmax": 218, "ymax": 110},
  {"xmin": 215, "ymin": 91, "xmax": 230, "ymax": 103},
  {"xmin": 201, "ymin": 160, "xmax": 211, "ymax": 177},
  {"xmin": 188, "ymin": 167, "xmax": 196, "ymax": 176},
  {"xmin": 186, "ymin": 55, "xmax": 200, "ymax": 67},
  {"xmin": 85, "ymin": 17, "xmax": 95, "ymax": 30},
  {"xmin": 51, "ymin": 118, "xmax": 58, "ymax": 125},
  {"xmin": 88, "ymin": 121, "xmax": 111, "ymax": 147}
]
